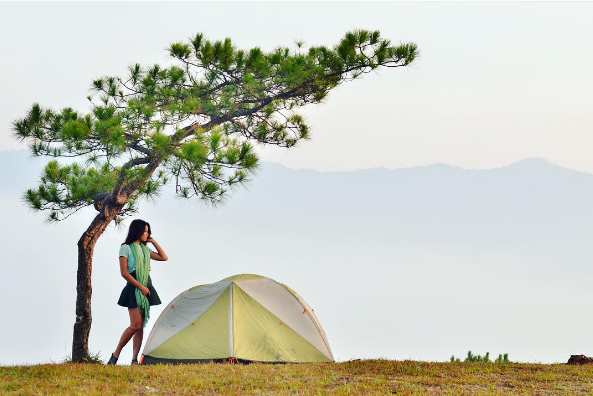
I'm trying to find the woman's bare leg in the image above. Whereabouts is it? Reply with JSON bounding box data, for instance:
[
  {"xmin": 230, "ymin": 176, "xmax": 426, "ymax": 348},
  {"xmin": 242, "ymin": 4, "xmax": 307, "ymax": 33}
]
[
  {"xmin": 113, "ymin": 308, "xmax": 143, "ymax": 357},
  {"xmin": 132, "ymin": 328, "xmax": 143, "ymax": 361}
]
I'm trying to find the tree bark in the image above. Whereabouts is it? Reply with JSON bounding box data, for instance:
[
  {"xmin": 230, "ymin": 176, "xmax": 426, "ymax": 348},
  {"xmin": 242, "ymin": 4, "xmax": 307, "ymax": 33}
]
[{"xmin": 71, "ymin": 200, "xmax": 121, "ymax": 362}]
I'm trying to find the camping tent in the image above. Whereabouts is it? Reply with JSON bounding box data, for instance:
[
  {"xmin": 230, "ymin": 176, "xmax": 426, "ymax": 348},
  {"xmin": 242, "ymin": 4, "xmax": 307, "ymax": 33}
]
[{"xmin": 141, "ymin": 274, "xmax": 334, "ymax": 364}]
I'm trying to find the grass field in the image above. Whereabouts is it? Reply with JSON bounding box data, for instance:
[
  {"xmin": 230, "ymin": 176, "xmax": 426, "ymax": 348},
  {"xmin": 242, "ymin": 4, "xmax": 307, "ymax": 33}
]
[{"xmin": 2, "ymin": 359, "xmax": 593, "ymax": 395}]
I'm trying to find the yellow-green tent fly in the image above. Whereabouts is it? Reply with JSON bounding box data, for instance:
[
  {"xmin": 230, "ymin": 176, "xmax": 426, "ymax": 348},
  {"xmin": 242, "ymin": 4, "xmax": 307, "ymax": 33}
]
[{"xmin": 141, "ymin": 274, "xmax": 334, "ymax": 364}]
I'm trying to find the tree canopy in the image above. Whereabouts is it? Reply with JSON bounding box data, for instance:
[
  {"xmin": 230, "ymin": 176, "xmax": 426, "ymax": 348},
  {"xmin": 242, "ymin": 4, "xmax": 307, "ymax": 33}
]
[{"xmin": 13, "ymin": 30, "xmax": 418, "ymax": 222}]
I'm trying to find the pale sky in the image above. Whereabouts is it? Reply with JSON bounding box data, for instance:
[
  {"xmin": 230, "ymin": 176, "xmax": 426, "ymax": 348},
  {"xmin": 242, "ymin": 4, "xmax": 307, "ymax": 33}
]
[
  {"xmin": 3, "ymin": 1, "xmax": 593, "ymax": 366},
  {"xmin": 1, "ymin": 2, "xmax": 592, "ymax": 173}
]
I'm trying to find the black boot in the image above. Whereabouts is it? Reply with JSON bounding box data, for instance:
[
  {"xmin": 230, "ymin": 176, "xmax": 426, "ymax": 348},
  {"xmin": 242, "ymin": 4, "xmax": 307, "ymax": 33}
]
[{"xmin": 106, "ymin": 353, "xmax": 118, "ymax": 365}]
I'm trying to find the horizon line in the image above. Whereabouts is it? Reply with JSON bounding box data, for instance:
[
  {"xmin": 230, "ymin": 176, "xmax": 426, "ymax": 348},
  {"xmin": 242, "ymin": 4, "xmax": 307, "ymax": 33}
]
[{"xmin": 1, "ymin": 149, "xmax": 590, "ymax": 176}]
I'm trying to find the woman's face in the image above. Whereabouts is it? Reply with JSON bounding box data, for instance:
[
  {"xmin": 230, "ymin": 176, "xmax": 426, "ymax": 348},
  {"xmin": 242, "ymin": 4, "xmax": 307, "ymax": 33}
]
[{"xmin": 140, "ymin": 225, "xmax": 150, "ymax": 242}]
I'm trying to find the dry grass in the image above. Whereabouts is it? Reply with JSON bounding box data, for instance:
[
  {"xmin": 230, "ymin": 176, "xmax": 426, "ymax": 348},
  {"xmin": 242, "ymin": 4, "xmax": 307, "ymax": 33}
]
[{"xmin": 2, "ymin": 359, "xmax": 593, "ymax": 395}]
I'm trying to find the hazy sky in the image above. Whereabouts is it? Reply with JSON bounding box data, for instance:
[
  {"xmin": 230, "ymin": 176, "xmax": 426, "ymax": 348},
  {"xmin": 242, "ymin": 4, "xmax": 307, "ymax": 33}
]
[
  {"xmin": 1, "ymin": 2, "xmax": 592, "ymax": 173},
  {"xmin": 2, "ymin": 1, "xmax": 593, "ymax": 366},
  {"xmin": 3, "ymin": 151, "xmax": 593, "ymax": 365}
]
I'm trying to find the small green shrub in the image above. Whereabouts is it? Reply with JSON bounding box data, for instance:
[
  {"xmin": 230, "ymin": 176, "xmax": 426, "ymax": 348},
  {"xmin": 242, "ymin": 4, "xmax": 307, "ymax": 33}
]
[
  {"xmin": 450, "ymin": 351, "xmax": 510, "ymax": 363},
  {"xmin": 61, "ymin": 350, "xmax": 104, "ymax": 364},
  {"xmin": 495, "ymin": 353, "xmax": 510, "ymax": 363}
]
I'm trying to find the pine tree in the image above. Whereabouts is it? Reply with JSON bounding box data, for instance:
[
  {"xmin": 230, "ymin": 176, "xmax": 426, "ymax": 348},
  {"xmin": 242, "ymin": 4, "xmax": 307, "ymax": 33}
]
[{"xmin": 12, "ymin": 30, "xmax": 418, "ymax": 362}]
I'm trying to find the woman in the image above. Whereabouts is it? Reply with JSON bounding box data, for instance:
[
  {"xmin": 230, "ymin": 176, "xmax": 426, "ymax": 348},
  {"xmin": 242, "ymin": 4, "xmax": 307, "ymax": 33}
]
[{"xmin": 107, "ymin": 219, "xmax": 169, "ymax": 365}]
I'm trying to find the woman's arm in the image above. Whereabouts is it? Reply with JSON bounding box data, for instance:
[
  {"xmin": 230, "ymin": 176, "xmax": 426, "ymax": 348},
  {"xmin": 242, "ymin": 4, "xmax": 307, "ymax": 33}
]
[
  {"xmin": 148, "ymin": 237, "xmax": 168, "ymax": 261},
  {"xmin": 119, "ymin": 257, "xmax": 150, "ymax": 295}
]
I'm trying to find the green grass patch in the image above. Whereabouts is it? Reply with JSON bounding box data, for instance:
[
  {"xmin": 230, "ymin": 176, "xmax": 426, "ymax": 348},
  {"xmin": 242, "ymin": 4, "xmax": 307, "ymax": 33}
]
[{"xmin": 2, "ymin": 359, "xmax": 593, "ymax": 395}]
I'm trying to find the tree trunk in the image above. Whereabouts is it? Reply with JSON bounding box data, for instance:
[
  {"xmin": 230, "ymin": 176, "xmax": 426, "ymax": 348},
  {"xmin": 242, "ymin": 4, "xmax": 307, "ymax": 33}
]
[{"xmin": 71, "ymin": 203, "xmax": 121, "ymax": 362}]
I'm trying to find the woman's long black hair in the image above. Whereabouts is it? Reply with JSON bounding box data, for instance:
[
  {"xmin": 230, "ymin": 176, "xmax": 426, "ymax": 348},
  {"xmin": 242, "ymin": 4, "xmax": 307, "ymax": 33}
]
[{"xmin": 122, "ymin": 219, "xmax": 151, "ymax": 246}]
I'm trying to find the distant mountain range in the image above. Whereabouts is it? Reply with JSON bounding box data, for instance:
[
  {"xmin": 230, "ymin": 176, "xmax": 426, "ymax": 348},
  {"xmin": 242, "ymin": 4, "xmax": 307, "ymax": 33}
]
[
  {"xmin": 6, "ymin": 149, "xmax": 590, "ymax": 256},
  {"xmin": 1, "ymin": 149, "xmax": 593, "ymax": 365}
]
